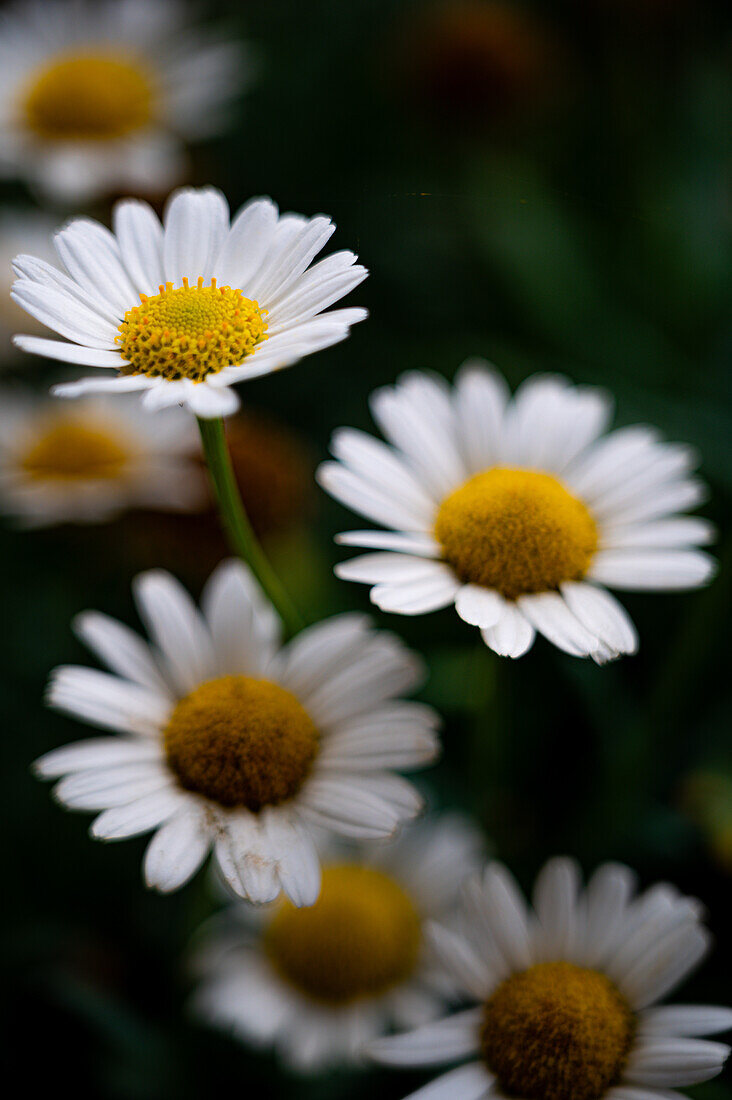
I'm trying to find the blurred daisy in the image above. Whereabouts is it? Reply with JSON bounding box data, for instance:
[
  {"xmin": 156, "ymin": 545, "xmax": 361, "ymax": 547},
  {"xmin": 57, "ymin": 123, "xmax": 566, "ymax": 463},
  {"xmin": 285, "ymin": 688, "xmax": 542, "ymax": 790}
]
[
  {"xmin": 370, "ymin": 856, "xmax": 732, "ymax": 1100},
  {"xmin": 35, "ymin": 560, "xmax": 438, "ymax": 904},
  {"xmin": 191, "ymin": 814, "xmax": 484, "ymax": 1071},
  {"xmin": 0, "ymin": 207, "xmax": 58, "ymax": 357},
  {"xmin": 0, "ymin": 390, "xmax": 204, "ymax": 526},
  {"xmin": 318, "ymin": 364, "xmax": 715, "ymax": 662},
  {"xmin": 12, "ymin": 186, "xmax": 368, "ymax": 417},
  {"xmin": 0, "ymin": 0, "xmax": 254, "ymax": 202}
]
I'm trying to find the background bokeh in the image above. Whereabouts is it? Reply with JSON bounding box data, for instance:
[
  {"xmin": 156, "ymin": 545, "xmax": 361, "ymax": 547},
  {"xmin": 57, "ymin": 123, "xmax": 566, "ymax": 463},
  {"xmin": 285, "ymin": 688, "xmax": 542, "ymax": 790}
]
[{"xmin": 1, "ymin": 0, "xmax": 730, "ymax": 1095}]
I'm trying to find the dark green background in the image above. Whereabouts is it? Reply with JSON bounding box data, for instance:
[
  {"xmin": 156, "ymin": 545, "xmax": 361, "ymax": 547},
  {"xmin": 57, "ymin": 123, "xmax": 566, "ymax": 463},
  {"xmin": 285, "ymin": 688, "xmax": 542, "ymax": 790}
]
[{"xmin": 1, "ymin": 1, "xmax": 730, "ymax": 1095}]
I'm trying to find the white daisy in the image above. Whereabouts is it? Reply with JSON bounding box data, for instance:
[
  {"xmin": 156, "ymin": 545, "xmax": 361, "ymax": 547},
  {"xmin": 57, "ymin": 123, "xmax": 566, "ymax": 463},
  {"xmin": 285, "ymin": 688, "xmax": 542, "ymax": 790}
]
[
  {"xmin": 11, "ymin": 185, "xmax": 368, "ymax": 417},
  {"xmin": 0, "ymin": 0, "xmax": 254, "ymax": 202},
  {"xmin": 370, "ymin": 856, "xmax": 732, "ymax": 1100},
  {"xmin": 0, "ymin": 389, "xmax": 205, "ymax": 526},
  {"xmin": 34, "ymin": 560, "xmax": 438, "ymax": 905},
  {"xmin": 191, "ymin": 813, "xmax": 485, "ymax": 1072},
  {"xmin": 318, "ymin": 363, "xmax": 715, "ymax": 662},
  {"xmin": 0, "ymin": 206, "xmax": 59, "ymax": 357}
]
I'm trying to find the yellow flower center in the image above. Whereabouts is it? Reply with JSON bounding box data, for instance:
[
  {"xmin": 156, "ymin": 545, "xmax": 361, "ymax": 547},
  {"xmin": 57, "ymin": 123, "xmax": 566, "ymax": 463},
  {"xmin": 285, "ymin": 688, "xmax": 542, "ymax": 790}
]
[
  {"xmin": 20, "ymin": 420, "xmax": 129, "ymax": 482},
  {"xmin": 164, "ymin": 676, "xmax": 318, "ymax": 811},
  {"xmin": 435, "ymin": 468, "xmax": 598, "ymax": 600},
  {"xmin": 264, "ymin": 865, "xmax": 422, "ymax": 1005},
  {"xmin": 117, "ymin": 278, "xmax": 268, "ymax": 383},
  {"xmin": 481, "ymin": 962, "xmax": 634, "ymax": 1100},
  {"xmin": 22, "ymin": 53, "xmax": 153, "ymax": 141}
]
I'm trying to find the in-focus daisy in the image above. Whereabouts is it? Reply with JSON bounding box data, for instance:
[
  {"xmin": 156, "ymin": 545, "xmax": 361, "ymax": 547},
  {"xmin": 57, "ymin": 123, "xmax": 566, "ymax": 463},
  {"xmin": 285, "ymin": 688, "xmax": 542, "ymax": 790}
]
[
  {"xmin": 370, "ymin": 856, "xmax": 732, "ymax": 1100},
  {"xmin": 12, "ymin": 186, "xmax": 368, "ymax": 417},
  {"xmin": 318, "ymin": 364, "xmax": 715, "ymax": 661},
  {"xmin": 0, "ymin": 0, "xmax": 254, "ymax": 202},
  {"xmin": 0, "ymin": 390, "xmax": 204, "ymax": 526},
  {"xmin": 34, "ymin": 560, "xmax": 438, "ymax": 905},
  {"xmin": 191, "ymin": 814, "xmax": 484, "ymax": 1071}
]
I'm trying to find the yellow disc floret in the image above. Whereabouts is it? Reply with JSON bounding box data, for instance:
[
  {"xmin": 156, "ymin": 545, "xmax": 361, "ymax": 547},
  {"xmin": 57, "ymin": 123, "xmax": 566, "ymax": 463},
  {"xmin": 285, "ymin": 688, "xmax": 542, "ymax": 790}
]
[
  {"xmin": 117, "ymin": 278, "xmax": 268, "ymax": 383},
  {"xmin": 435, "ymin": 468, "xmax": 598, "ymax": 600},
  {"xmin": 22, "ymin": 53, "xmax": 153, "ymax": 140},
  {"xmin": 20, "ymin": 419, "xmax": 129, "ymax": 482},
  {"xmin": 164, "ymin": 676, "xmax": 318, "ymax": 811},
  {"xmin": 264, "ymin": 865, "xmax": 422, "ymax": 1004},
  {"xmin": 481, "ymin": 962, "xmax": 634, "ymax": 1100}
]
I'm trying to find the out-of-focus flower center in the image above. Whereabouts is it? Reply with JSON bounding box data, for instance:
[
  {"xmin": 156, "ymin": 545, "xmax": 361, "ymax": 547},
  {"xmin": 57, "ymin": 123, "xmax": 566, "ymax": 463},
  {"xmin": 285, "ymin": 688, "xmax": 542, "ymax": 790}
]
[
  {"xmin": 435, "ymin": 468, "xmax": 598, "ymax": 600},
  {"xmin": 22, "ymin": 53, "xmax": 153, "ymax": 140},
  {"xmin": 20, "ymin": 420, "xmax": 129, "ymax": 481},
  {"xmin": 117, "ymin": 278, "xmax": 268, "ymax": 383},
  {"xmin": 264, "ymin": 865, "xmax": 422, "ymax": 1004},
  {"xmin": 164, "ymin": 675, "xmax": 318, "ymax": 810},
  {"xmin": 481, "ymin": 961, "xmax": 634, "ymax": 1100}
]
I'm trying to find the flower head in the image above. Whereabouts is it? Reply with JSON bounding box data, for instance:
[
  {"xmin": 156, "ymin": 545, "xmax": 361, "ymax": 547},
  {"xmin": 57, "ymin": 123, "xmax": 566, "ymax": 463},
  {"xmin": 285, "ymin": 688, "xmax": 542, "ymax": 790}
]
[
  {"xmin": 34, "ymin": 560, "xmax": 438, "ymax": 905},
  {"xmin": 191, "ymin": 814, "xmax": 484, "ymax": 1070},
  {"xmin": 318, "ymin": 364, "xmax": 715, "ymax": 661},
  {"xmin": 12, "ymin": 186, "xmax": 368, "ymax": 417},
  {"xmin": 0, "ymin": 389, "xmax": 204, "ymax": 525},
  {"xmin": 370, "ymin": 857, "xmax": 732, "ymax": 1100},
  {"xmin": 0, "ymin": 0, "xmax": 254, "ymax": 201}
]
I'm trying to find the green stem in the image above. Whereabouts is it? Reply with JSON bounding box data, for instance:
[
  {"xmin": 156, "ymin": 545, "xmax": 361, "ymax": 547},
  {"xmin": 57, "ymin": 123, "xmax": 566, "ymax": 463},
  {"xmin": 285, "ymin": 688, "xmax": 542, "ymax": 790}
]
[{"xmin": 197, "ymin": 416, "xmax": 304, "ymax": 639}]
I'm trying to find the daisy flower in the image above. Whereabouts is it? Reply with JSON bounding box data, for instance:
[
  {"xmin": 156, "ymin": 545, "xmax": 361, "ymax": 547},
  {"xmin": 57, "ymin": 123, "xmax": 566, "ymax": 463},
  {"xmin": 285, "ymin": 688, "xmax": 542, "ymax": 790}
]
[
  {"xmin": 318, "ymin": 364, "xmax": 715, "ymax": 662},
  {"xmin": 0, "ymin": 390, "xmax": 204, "ymax": 526},
  {"xmin": 370, "ymin": 856, "xmax": 732, "ymax": 1100},
  {"xmin": 34, "ymin": 560, "xmax": 438, "ymax": 905},
  {"xmin": 191, "ymin": 814, "xmax": 484, "ymax": 1071},
  {"xmin": 11, "ymin": 185, "xmax": 368, "ymax": 417},
  {"xmin": 0, "ymin": 0, "xmax": 254, "ymax": 202}
]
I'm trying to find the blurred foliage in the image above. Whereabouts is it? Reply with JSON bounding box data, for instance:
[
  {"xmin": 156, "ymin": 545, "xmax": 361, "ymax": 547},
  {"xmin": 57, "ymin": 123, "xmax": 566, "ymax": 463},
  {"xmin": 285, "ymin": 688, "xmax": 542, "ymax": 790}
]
[{"xmin": 0, "ymin": 0, "xmax": 730, "ymax": 1096}]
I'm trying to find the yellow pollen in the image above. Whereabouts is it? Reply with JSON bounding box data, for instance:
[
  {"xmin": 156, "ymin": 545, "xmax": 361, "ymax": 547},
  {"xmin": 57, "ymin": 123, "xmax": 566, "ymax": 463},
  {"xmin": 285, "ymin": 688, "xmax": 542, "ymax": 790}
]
[
  {"xmin": 481, "ymin": 962, "xmax": 635, "ymax": 1100},
  {"xmin": 22, "ymin": 53, "xmax": 153, "ymax": 140},
  {"xmin": 264, "ymin": 865, "xmax": 422, "ymax": 1005},
  {"xmin": 164, "ymin": 676, "xmax": 318, "ymax": 811},
  {"xmin": 20, "ymin": 420, "xmax": 129, "ymax": 482},
  {"xmin": 435, "ymin": 468, "xmax": 598, "ymax": 600},
  {"xmin": 117, "ymin": 278, "xmax": 267, "ymax": 383}
]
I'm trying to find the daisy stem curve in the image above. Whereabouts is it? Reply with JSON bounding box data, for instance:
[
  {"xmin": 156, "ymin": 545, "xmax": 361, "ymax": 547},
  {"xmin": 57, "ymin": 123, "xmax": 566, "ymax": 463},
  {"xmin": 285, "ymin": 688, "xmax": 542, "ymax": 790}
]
[{"xmin": 197, "ymin": 416, "xmax": 304, "ymax": 638}]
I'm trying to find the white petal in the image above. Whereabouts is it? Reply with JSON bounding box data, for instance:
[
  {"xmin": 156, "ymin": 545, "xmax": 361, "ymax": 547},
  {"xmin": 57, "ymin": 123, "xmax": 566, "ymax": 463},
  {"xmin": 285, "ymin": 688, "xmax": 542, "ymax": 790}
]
[
  {"xmin": 54, "ymin": 762, "xmax": 171, "ymax": 810},
  {"xmin": 589, "ymin": 549, "xmax": 716, "ymax": 590},
  {"xmin": 518, "ymin": 592, "xmax": 601, "ymax": 658},
  {"xmin": 213, "ymin": 815, "xmax": 280, "ymax": 903},
  {"xmin": 262, "ymin": 811, "xmax": 321, "ymax": 907},
  {"xmin": 481, "ymin": 601, "xmax": 535, "ymax": 658},
  {"xmin": 623, "ymin": 1037, "xmax": 729, "ymax": 1087},
  {"xmin": 603, "ymin": 517, "xmax": 715, "ymax": 550},
  {"xmin": 183, "ymin": 380, "xmax": 240, "ymax": 418},
  {"xmin": 143, "ymin": 804, "xmax": 211, "ymax": 892},
  {"xmin": 471, "ymin": 862, "xmax": 533, "ymax": 972},
  {"xmin": 454, "ymin": 359, "xmax": 510, "ymax": 473},
  {"xmin": 400, "ymin": 1063, "xmax": 492, "ymax": 1100},
  {"xmin": 582, "ymin": 862, "xmax": 637, "ymax": 967},
  {"xmin": 47, "ymin": 665, "xmax": 171, "ymax": 736},
  {"xmin": 73, "ymin": 611, "xmax": 170, "ymax": 695},
  {"xmin": 300, "ymin": 776, "xmax": 404, "ymax": 839},
  {"xmin": 113, "ymin": 199, "xmax": 165, "ymax": 296},
  {"xmin": 336, "ymin": 552, "xmax": 447, "ymax": 585},
  {"xmin": 371, "ymin": 568, "xmax": 461, "ymax": 616},
  {"xmin": 455, "ymin": 586, "xmax": 503, "ymax": 629},
  {"xmin": 34, "ymin": 737, "xmax": 162, "ymax": 779},
  {"xmin": 133, "ymin": 570, "xmax": 216, "ymax": 695},
  {"xmin": 426, "ymin": 922, "xmax": 496, "ymax": 1001},
  {"xmin": 639, "ymin": 1006, "xmax": 732, "ymax": 1038},
  {"xmin": 369, "ymin": 1008, "xmax": 482, "ymax": 1066},
  {"xmin": 329, "ymin": 426, "xmax": 437, "ymax": 518},
  {"xmin": 336, "ymin": 530, "xmax": 441, "ymax": 556},
  {"xmin": 274, "ymin": 613, "xmax": 371, "ymax": 699},
  {"xmin": 215, "ymin": 197, "xmax": 279, "ymax": 288},
  {"xmin": 560, "ymin": 582, "xmax": 638, "ymax": 657},
  {"xmin": 618, "ymin": 923, "xmax": 711, "ymax": 1010},
  {"xmin": 91, "ymin": 787, "xmax": 188, "ymax": 839},
  {"xmin": 54, "ymin": 218, "xmax": 137, "ymax": 315},
  {"xmin": 532, "ymin": 856, "xmax": 583, "ymax": 961},
  {"xmin": 13, "ymin": 335, "xmax": 124, "ymax": 367},
  {"xmin": 201, "ymin": 559, "xmax": 280, "ymax": 677},
  {"xmin": 11, "ymin": 280, "xmax": 118, "ymax": 347},
  {"xmin": 249, "ymin": 215, "xmax": 334, "ymax": 302},
  {"xmin": 163, "ymin": 187, "xmax": 229, "ymax": 284},
  {"xmin": 317, "ymin": 460, "xmax": 433, "ymax": 532}
]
